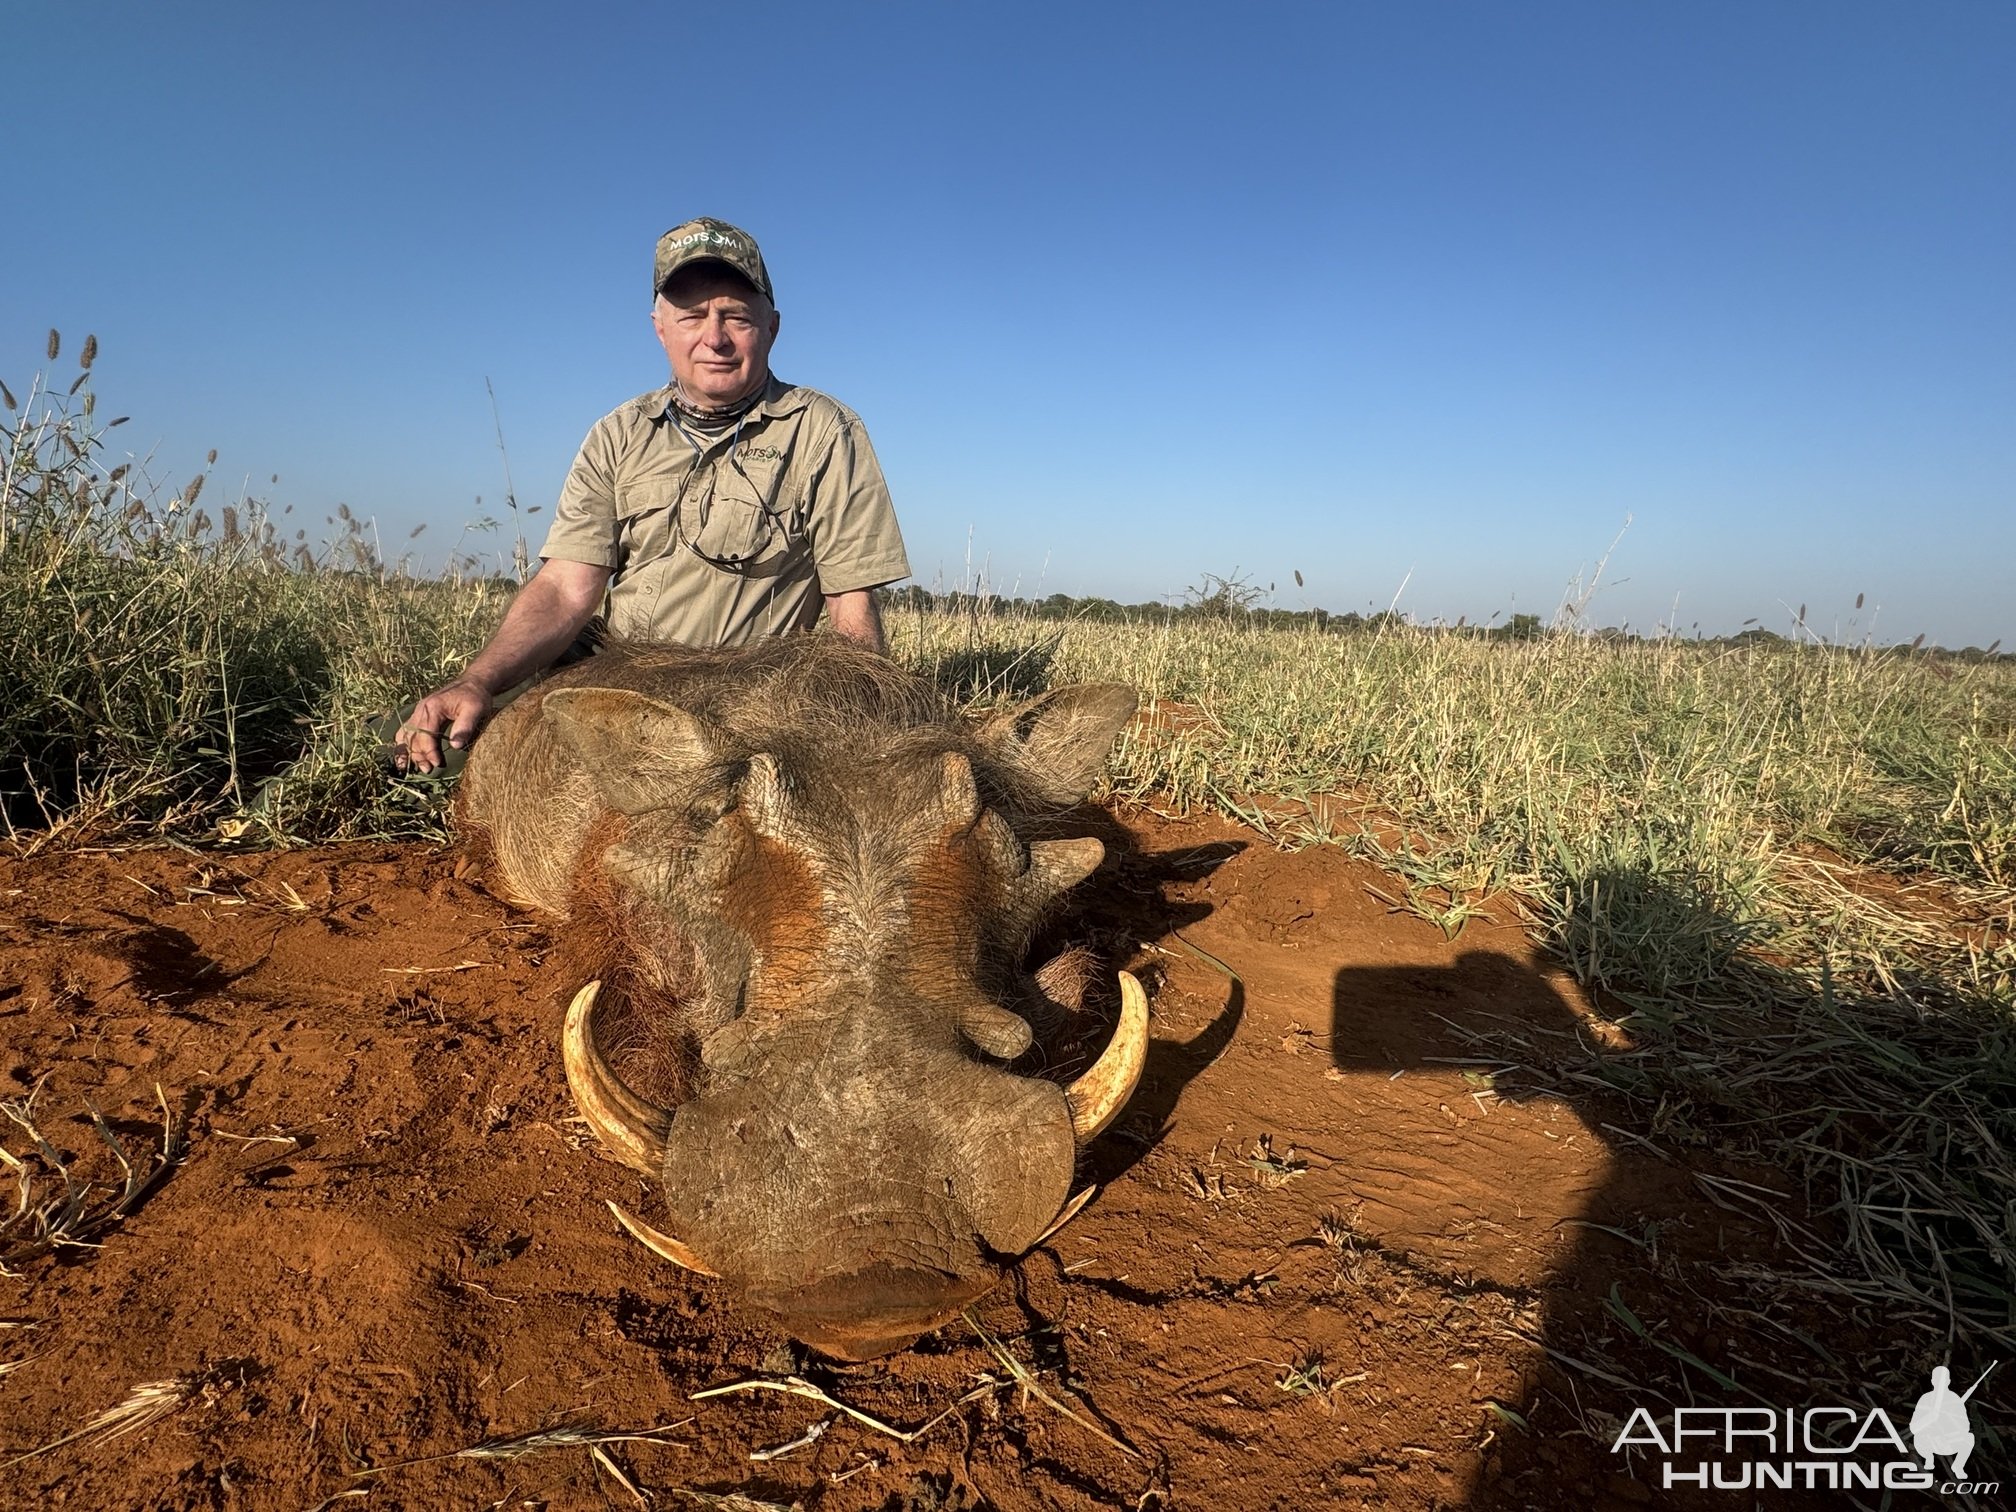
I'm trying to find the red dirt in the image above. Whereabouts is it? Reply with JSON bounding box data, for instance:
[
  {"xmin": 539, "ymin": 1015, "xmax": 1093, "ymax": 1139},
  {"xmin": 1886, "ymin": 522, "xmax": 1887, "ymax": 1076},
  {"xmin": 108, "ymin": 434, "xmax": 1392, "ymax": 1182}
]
[{"xmin": 0, "ymin": 808, "xmax": 1892, "ymax": 1509}]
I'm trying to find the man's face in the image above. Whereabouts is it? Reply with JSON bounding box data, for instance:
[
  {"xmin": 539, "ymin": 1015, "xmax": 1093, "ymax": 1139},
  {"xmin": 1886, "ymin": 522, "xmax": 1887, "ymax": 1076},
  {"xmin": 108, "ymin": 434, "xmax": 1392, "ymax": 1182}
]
[{"xmin": 653, "ymin": 267, "xmax": 780, "ymax": 408}]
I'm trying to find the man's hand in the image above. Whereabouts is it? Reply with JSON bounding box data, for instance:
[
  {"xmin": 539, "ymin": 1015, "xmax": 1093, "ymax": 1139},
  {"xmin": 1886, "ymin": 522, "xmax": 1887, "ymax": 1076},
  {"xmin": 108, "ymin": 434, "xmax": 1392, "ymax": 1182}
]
[
  {"xmin": 395, "ymin": 678, "xmax": 496, "ymax": 773},
  {"xmin": 387, "ymin": 558, "xmax": 611, "ymax": 776}
]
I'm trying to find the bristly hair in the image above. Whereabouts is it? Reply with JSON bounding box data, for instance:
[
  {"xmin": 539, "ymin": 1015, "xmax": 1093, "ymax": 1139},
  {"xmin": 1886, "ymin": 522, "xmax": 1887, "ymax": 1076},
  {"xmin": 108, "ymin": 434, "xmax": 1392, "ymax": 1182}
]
[
  {"xmin": 548, "ymin": 810, "xmax": 706, "ymax": 1108},
  {"xmin": 580, "ymin": 633, "xmax": 949, "ymax": 733},
  {"xmin": 544, "ymin": 634, "xmax": 1072, "ymax": 820}
]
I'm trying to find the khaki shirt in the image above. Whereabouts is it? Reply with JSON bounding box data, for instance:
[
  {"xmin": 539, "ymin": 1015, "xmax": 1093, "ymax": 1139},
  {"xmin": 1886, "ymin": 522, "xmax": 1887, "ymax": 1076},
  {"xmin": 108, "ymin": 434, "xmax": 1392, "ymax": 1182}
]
[{"xmin": 539, "ymin": 376, "xmax": 910, "ymax": 647}]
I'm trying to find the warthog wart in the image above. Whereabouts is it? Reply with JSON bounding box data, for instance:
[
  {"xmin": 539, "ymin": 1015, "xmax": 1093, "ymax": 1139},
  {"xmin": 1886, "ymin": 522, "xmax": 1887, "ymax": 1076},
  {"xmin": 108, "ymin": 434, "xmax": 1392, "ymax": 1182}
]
[{"xmin": 457, "ymin": 635, "xmax": 1147, "ymax": 1359}]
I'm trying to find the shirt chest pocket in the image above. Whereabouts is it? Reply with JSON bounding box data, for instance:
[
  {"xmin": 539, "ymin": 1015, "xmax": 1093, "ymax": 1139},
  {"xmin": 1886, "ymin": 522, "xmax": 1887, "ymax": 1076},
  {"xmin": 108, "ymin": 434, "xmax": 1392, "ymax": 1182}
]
[
  {"xmin": 612, "ymin": 480, "xmax": 679, "ymax": 572},
  {"xmin": 688, "ymin": 460, "xmax": 791, "ymax": 567},
  {"xmin": 693, "ymin": 471, "xmax": 778, "ymax": 564}
]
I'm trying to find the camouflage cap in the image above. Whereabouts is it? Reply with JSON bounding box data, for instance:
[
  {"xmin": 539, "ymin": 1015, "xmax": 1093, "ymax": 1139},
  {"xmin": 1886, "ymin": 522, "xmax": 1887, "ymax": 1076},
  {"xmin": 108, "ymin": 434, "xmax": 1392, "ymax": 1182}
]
[{"xmin": 653, "ymin": 217, "xmax": 773, "ymax": 302}]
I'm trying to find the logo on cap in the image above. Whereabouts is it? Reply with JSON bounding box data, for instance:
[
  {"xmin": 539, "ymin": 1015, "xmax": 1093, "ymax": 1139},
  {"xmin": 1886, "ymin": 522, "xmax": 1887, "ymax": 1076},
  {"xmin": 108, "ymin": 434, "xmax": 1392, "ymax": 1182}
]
[{"xmin": 654, "ymin": 217, "xmax": 772, "ymax": 301}]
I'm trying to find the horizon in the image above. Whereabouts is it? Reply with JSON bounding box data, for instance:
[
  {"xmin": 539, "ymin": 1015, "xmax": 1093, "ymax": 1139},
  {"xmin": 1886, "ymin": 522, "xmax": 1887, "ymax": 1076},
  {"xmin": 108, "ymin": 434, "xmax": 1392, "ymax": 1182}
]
[{"xmin": 6, "ymin": 2, "xmax": 2012, "ymax": 649}]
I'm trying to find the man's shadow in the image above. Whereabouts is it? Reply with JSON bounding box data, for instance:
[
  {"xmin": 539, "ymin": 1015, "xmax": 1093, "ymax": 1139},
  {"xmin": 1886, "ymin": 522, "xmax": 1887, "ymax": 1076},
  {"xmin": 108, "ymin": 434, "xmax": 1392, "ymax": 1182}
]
[
  {"xmin": 1321, "ymin": 858, "xmax": 2009, "ymax": 1506},
  {"xmin": 1030, "ymin": 821, "xmax": 2003, "ymax": 1506}
]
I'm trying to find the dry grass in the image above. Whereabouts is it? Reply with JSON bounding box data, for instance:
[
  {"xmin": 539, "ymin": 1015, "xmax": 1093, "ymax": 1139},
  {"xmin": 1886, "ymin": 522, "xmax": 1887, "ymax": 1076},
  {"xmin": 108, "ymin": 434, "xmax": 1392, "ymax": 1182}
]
[
  {"xmin": 333, "ymin": 1415, "xmax": 819, "ymax": 1512},
  {"xmin": 0, "ymin": 1082, "xmax": 187, "ymax": 1276},
  {"xmin": 659, "ymin": 1491, "xmax": 800, "ymax": 1512},
  {"xmin": 2, "ymin": 337, "xmax": 514, "ymax": 846},
  {"xmin": 961, "ymin": 1314, "xmax": 1139, "ymax": 1460},
  {"xmin": 690, "ymin": 1373, "xmax": 993, "ymax": 1447},
  {"xmin": 1, "ymin": 1369, "xmax": 215, "ymax": 1469},
  {"xmin": 348, "ymin": 1418, "xmax": 695, "ymax": 1479},
  {"xmin": 1315, "ymin": 1211, "xmax": 1373, "ymax": 1285}
]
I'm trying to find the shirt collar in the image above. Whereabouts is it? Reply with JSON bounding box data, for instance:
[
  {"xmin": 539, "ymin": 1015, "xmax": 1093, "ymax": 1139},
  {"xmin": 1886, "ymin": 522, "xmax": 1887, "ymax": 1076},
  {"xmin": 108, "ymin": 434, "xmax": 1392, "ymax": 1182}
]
[{"xmin": 636, "ymin": 374, "xmax": 811, "ymax": 425}]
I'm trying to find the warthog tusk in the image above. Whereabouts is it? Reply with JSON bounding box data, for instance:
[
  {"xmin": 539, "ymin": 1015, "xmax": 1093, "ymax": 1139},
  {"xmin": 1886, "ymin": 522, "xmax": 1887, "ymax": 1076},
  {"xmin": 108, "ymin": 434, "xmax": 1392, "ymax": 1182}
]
[
  {"xmin": 1065, "ymin": 971, "xmax": 1148, "ymax": 1142},
  {"xmin": 606, "ymin": 1199, "xmax": 718, "ymax": 1278},
  {"xmin": 563, "ymin": 981, "xmax": 671, "ymax": 1177},
  {"xmin": 1026, "ymin": 836, "xmax": 1105, "ymax": 893},
  {"xmin": 1031, "ymin": 1184, "xmax": 1100, "ymax": 1249}
]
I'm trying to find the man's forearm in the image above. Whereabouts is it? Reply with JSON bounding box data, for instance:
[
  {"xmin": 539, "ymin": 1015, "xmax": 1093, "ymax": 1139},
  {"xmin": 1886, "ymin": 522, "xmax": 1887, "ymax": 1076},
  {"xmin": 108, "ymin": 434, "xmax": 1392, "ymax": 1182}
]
[
  {"xmin": 462, "ymin": 567, "xmax": 607, "ymax": 692},
  {"xmin": 824, "ymin": 588, "xmax": 887, "ymax": 654}
]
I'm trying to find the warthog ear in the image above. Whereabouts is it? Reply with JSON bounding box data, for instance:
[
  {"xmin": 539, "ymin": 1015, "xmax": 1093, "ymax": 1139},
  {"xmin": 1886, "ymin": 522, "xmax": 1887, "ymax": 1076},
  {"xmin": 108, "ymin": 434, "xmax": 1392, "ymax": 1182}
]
[
  {"xmin": 542, "ymin": 687, "xmax": 722, "ymax": 814},
  {"xmin": 978, "ymin": 684, "xmax": 1139, "ymax": 805}
]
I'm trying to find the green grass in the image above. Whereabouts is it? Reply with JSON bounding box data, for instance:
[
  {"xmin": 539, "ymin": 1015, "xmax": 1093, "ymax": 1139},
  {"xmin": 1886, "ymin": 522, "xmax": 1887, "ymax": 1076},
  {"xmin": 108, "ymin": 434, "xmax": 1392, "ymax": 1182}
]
[
  {"xmin": 7, "ymin": 341, "xmax": 2016, "ymax": 1355},
  {"xmin": 1, "ymin": 341, "xmax": 512, "ymax": 844}
]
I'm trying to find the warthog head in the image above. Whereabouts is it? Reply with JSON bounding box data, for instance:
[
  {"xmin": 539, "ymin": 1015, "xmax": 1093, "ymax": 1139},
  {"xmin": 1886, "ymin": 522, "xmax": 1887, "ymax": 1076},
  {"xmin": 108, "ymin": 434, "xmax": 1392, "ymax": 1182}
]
[{"xmin": 458, "ymin": 637, "xmax": 1145, "ymax": 1359}]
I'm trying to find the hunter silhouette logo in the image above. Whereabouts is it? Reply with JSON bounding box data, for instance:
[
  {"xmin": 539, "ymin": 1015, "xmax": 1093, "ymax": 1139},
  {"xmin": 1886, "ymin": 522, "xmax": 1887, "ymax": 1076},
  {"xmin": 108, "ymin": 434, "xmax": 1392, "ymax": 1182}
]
[
  {"xmin": 1610, "ymin": 1360, "xmax": 2000, "ymax": 1494},
  {"xmin": 1912, "ymin": 1362, "xmax": 1994, "ymax": 1481}
]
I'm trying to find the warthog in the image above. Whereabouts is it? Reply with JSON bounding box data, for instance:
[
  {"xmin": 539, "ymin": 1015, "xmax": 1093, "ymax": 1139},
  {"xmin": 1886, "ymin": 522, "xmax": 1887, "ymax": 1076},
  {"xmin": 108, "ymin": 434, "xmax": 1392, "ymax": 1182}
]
[{"xmin": 457, "ymin": 635, "xmax": 1146, "ymax": 1359}]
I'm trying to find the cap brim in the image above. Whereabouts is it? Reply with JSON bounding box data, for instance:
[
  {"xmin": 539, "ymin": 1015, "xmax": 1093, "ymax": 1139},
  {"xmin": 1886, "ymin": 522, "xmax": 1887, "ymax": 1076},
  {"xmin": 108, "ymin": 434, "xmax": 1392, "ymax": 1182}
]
[{"xmin": 658, "ymin": 255, "xmax": 767, "ymax": 299}]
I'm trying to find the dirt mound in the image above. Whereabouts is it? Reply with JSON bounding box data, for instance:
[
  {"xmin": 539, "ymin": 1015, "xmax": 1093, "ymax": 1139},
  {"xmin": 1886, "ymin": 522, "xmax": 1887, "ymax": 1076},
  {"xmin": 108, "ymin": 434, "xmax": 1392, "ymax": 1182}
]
[{"xmin": 0, "ymin": 811, "xmax": 1871, "ymax": 1509}]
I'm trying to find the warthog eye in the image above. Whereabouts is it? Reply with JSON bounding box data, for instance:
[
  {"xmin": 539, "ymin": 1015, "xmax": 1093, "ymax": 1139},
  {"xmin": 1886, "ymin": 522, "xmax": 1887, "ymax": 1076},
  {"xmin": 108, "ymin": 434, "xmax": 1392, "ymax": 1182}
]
[
  {"xmin": 685, "ymin": 759, "xmax": 753, "ymax": 828},
  {"xmin": 687, "ymin": 793, "xmax": 735, "ymax": 827}
]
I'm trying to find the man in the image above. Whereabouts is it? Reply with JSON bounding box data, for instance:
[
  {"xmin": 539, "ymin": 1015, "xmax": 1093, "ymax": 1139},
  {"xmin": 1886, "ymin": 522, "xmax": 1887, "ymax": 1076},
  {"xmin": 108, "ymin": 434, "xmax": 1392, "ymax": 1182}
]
[
  {"xmin": 1910, "ymin": 1365, "xmax": 1978, "ymax": 1480},
  {"xmin": 395, "ymin": 217, "xmax": 910, "ymax": 774}
]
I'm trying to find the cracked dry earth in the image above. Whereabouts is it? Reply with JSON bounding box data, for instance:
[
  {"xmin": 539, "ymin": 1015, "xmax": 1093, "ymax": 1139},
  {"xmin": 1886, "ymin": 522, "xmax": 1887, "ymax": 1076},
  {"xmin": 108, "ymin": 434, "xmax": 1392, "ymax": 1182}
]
[{"xmin": 1, "ymin": 806, "xmax": 1874, "ymax": 1510}]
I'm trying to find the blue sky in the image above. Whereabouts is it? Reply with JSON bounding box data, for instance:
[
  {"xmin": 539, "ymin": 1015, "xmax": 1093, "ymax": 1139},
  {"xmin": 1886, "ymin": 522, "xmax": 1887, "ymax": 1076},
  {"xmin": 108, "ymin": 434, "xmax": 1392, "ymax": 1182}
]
[{"xmin": 8, "ymin": 2, "xmax": 2013, "ymax": 647}]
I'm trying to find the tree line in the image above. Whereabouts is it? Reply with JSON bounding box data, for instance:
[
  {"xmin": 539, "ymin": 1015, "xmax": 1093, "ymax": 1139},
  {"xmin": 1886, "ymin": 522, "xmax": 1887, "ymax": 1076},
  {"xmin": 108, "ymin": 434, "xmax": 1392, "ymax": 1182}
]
[{"xmin": 877, "ymin": 584, "xmax": 2012, "ymax": 660}]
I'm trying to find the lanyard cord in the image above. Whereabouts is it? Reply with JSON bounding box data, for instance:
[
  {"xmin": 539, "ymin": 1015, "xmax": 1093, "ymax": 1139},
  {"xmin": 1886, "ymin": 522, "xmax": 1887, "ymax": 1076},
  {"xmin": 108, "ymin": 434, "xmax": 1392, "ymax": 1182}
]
[{"xmin": 667, "ymin": 410, "xmax": 796, "ymax": 571}]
